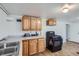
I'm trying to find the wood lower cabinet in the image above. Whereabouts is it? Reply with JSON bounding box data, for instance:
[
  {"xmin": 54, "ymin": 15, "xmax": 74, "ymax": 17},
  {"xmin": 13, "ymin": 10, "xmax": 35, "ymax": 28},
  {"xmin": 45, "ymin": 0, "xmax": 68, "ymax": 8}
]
[
  {"xmin": 22, "ymin": 38, "xmax": 45, "ymax": 56},
  {"xmin": 22, "ymin": 40, "xmax": 28, "ymax": 56},
  {"xmin": 38, "ymin": 39, "xmax": 45, "ymax": 52},
  {"xmin": 28, "ymin": 39, "xmax": 37, "ymax": 55}
]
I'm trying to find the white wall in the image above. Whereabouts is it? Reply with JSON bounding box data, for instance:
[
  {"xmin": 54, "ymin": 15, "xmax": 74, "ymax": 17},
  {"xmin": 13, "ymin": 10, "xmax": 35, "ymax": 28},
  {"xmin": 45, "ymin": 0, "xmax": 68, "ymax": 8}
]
[
  {"xmin": 6, "ymin": 15, "xmax": 67, "ymax": 43},
  {"xmin": 41, "ymin": 18, "xmax": 67, "ymax": 43},
  {"xmin": 0, "ymin": 9, "xmax": 67, "ymax": 43},
  {"xmin": 69, "ymin": 23, "xmax": 79, "ymax": 42},
  {"xmin": 0, "ymin": 8, "xmax": 8, "ymax": 39},
  {"xmin": 0, "ymin": 8, "xmax": 7, "ymax": 33}
]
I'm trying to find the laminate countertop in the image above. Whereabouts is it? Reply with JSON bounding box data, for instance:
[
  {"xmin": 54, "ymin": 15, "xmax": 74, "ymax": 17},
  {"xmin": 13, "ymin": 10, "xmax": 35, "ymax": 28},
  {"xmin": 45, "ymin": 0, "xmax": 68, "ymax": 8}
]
[{"xmin": 0, "ymin": 36, "xmax": 44, "ymax": 43}]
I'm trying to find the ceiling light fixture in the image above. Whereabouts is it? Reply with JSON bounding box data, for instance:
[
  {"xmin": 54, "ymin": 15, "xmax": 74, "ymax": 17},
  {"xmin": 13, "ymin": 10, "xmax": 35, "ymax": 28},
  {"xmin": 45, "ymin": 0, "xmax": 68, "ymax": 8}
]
[
  {"xmin": 62, "ymin": 4, "xmax": 69, "ymax": 13},
  {"xmin": 62, "ymin": 8, "xmax": 69, "ymax": 13},
  {"xmin": 61, "ymin": 4, "xmax": 76, "ymax": 13}
]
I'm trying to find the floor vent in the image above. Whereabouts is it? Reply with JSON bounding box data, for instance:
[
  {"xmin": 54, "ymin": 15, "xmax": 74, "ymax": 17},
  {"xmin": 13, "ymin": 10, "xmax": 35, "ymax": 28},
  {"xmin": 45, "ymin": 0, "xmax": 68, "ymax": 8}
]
[{"xmin": 77, "ymin": 52, "xmax": 79, "ymax": 54}]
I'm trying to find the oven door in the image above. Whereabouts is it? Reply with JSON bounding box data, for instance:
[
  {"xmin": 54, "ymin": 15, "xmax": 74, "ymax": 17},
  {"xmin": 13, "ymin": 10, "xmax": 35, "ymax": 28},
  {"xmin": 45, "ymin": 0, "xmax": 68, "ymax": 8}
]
[{"xmin": 53, "ymin": 40, "xmax": 62, "ymax": 47}]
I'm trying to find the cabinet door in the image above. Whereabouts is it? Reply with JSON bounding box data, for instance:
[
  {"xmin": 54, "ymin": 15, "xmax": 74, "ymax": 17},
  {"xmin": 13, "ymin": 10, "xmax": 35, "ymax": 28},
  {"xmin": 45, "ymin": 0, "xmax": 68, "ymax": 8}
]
[
  {"xmin": 47, "ymin": 18, "xmax": 56, "ymax": 26},
  {"xmin": 36, "ymin": 18, "xmax": 41, "ymax": 31},
  {"xmin": 22, "ymin": 40, "xmax": 28, "ymax": 56},
  {"xmin": 38, "ymin": 39, "xmax": 45, "ymax": 52},
  {"xmin": 29, "ymin": 39, "xmax": 37, "ymax": 55},
  {"xmin": 22, "ymin": 16, "xmax": 30, "ymax": 31},
  {"xmin": 30, "ymin": 17, "xmax": 37, "ymax": 31}
]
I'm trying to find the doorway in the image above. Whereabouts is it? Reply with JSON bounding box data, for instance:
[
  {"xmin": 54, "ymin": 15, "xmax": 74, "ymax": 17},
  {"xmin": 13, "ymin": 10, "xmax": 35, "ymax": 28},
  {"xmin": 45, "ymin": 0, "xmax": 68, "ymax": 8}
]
[{"xmin": 66, "ymin": 24, "xmax": 70, "ymax": 42}]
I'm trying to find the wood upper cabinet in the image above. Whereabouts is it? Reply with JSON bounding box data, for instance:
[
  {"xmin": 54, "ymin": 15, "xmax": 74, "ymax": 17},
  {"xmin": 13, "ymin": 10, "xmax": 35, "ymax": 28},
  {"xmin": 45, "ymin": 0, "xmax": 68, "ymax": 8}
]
[
  {"xmin": 30, "ymin": 17, "xmax": 37, "ymax": 31},
  {"xmin": 28, "ymin": 39, "xmax": 37, "ymax": 55},
  {"xmin": 22, "ymin": 40, "xmax": 28, "ymax": 56},
  {"xmin": 36, "ymin": 18, "xmax": 41, "ymax": 31},
  {"xmin": 38, "ymin": 39, "xmax": 45, "ymax": 52},
  {"xmin": 22, "ymin": 15, "xmax": 41, "ymax": 31},
  {"xmin": 22, "ymin": 16, "xmax": 31, "ymax": 31},
  {"xmin": 31, "ymin": 17, "xmax": 41, "ymax": 31},
  {"xmin": 47, "ymin": 18, "xmax": 56, "ymax": 26}
]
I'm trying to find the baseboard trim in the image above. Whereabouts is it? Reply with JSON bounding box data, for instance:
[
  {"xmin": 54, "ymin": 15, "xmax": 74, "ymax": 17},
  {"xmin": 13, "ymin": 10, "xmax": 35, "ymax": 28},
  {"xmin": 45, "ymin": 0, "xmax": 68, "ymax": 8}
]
[{"xmin": 68, "ymin": 41, "xmax": 79, "ymax": 44}]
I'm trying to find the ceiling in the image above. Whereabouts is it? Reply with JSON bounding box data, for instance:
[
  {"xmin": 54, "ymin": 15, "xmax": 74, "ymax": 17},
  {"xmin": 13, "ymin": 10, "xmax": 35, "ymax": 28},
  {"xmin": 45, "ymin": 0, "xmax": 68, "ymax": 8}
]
[{"xmin": 1, "ymin": 3, "xmax": 79, "ymax": 22}]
